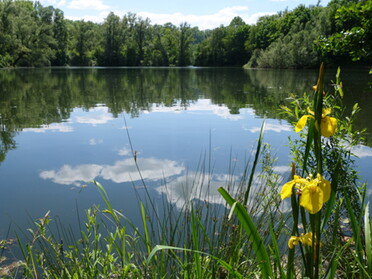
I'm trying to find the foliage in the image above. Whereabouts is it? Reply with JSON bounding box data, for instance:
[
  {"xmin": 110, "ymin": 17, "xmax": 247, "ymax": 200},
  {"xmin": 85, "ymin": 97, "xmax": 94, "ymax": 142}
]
[
  {"xmin": 0, "ymin": 0, "xmax": 371, "ymax": 68},
  {"xmin": 316, "ymin": 0, "xmax": 372, "ymax": 62}
]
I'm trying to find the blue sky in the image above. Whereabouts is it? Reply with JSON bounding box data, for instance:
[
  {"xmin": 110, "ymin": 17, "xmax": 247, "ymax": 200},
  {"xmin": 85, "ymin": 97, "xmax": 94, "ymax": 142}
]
[{"xmin": 38, "ymin": 0, "xmax": 331, "ymax": 29}]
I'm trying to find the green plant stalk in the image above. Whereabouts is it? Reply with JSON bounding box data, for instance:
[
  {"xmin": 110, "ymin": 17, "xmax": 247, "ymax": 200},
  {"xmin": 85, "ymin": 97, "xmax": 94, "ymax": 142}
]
[
  {"xmin": 140, "ymin": 202, "xmax": 151, "ymax": 255},
  {"xmin": 313, "ymin": 63, "xmax": 325, "ymax": 279},
  {"xmin": 344, "ymin": 193, "xmax": 366, "ymax": 278},
  {"xmin": 243, "ymin": 120, "xmax": 265, "ymax": 206},
  {"xmin": 191, "ymin": 207, "xmax": 202, "ymax": 278},
  {"xmin": 269, "ymin": 224, "xmax": 286, "ymax": 278},
  {"xmin": 365, "ymin": 202, "xmax": 372, "ymax": 273},
  {"xmin": 323, "ymin": 200, "xmax": 342, "ymax": 278},
  {"xmin": 218, "ymin": 187, "xmax": 273, "ymax": 279},
  {"xmin": 147, "ymin": 245, "xmax": 244, "ymax": 279}
]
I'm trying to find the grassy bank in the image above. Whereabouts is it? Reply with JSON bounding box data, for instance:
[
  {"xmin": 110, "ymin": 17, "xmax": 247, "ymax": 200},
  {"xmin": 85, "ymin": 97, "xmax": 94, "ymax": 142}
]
[{"xmin": 1, "ymin": 65, "xmax": 371, "ymax": 278}]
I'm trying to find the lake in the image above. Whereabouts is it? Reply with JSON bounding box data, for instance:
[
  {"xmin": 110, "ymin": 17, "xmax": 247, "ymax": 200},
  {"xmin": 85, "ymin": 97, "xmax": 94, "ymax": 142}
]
[{"xmin": 0, "ymin": 67, "xmax": 371, "ymax": 241}]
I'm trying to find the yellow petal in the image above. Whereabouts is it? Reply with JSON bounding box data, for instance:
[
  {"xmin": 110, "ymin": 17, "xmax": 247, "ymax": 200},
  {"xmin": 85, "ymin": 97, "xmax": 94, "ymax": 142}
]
[
  {"xmin": 288, "ymin": 236, "xmax": 299, "ymax": 249},
  {"xmin": 300, "ymin": 232, "xmax": 313, "ymax": 246},
  {"xmin": 300, "ymin": 184, "xmax": 323, "ymax": 214},
  {"xmin": 295, "ymin": 115, "xmax": 313, "ymax": 133},
  {"xmin": 320, "ymin": 116, "xmax": 337, "ymax": 137},
  {"xmin": 322, "ymin": 108, "xmax": 332, "ymax": 117},
  {"xmin": 306, "ymin": 107, "xmax": 315, "ymax": 115},
  {"xmin": 281, "ymin": 181, "xmax": 295, "ymax": 200},
  {"xmin": 317, "ymin": 175, "xmax": 331, "ymax": 203}
]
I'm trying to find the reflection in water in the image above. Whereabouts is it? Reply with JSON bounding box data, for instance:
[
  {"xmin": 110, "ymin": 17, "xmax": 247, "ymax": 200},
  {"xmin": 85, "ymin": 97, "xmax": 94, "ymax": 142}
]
[
  {"xmin": 246, "ymin": 122, "xmax": 292, "ymax": 133},
  {"xmin": 155, "ymin": 173, "xmax": 234, "ymax": 209},
  {"xmin": 0, "ymin": 67, "xmax": 370, "ymax": 242},
  {"xmin": 155, "ymin": 164, "xmax": 292, "ymax": 210},
  {"xmin": 40, "ymin": 157, "xmax": 185, "ymax": 186},
  {"xmin": 75, "ymin": 107, "xmax": 114, "ymax": 125},
  {"xmin": 351, "ymin": 145, "xmax": 372, "ymax": 158},
  {"xmin": 0, "ymin": 67, "xmax": 371, "ymax": 165},
  {"xmin": 23, "ymin": 123, "xmax": 74, "ymax": 133}
]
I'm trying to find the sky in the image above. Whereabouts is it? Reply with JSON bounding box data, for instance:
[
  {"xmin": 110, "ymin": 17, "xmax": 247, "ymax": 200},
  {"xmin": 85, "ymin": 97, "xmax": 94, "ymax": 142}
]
[{"xmin": 38, "ymin": 0, "xmax": 331, "ymax": 30}]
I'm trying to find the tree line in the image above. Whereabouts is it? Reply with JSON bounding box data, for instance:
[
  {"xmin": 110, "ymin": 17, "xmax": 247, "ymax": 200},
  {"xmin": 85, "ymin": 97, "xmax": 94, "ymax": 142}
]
[{"xmin": 0, "ymin": 0, "xmax": 370, "ymax": 68}]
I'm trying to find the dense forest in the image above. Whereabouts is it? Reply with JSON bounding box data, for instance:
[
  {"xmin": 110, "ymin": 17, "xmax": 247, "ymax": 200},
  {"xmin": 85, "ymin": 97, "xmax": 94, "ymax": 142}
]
[{"xmin": 0, "ymin": 0, "xmax": 371, "ymax": 68}]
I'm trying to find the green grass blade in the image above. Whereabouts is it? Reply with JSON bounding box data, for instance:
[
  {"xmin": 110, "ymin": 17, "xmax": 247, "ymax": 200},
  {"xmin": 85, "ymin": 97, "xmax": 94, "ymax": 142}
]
[
  {"xmin": 191, "ymin": 207, "xmax": 202, "ymax": 278},
  {"xmin": 364, "ymin": 202, "xmax": 372, "ymax": 273},
  {"xmin": 244, "ymin": 119, "xmax": 265, "ymax": 206},
  {"xmin": 140, "ymin": 202, "xmax": 151, "ymax": 255},
  {"xmin": 218, "ymin": 187, "xmax": 273, "ymax": 279},
  {"xmin": 322, "ymin": 157, "xmax": 340, "ymax": 230},
  {"xmin": 269, "ymin": 224, "xmax": 286, "ymax": 279},
  {"xmin": 147, "ymin": 245, "xmax": 244, "ymax": 279},
  {"xmin": 344, "ymin": 194, "xmax": 365, "ymax": 274}
]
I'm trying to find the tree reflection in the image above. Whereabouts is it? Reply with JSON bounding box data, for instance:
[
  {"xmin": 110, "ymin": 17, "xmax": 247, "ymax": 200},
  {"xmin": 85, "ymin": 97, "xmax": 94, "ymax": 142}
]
[{"xmin": 0, "ymin": 67, "xmax": 370, "ymax": 163}]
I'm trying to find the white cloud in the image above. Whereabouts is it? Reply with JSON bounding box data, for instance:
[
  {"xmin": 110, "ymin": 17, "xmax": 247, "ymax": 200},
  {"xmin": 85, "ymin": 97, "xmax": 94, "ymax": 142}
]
[
  {"xmin": 146, "ymin": 99, "xmax": 245, "ymax": 120},
  {"xmin": 155, "ymin": 171, "xmax": 286, "ymax": 210},
  {"xmin": 138, "ymin": 7, "xmax": 275, "ymax": 29},
  {"xmin": 65, "ymin": 6, "xmax": 275, "ymax": 29},
  {"xmin": 117, "ymin": 147, "xmax": 131, "ymax": 156},
  {"xmin": 22, "ymin": 123, "xmax": 73, "ymax": 133},
  {"xmin": 155, "ymin": 173, "xmax": 234, "ymax": 209},
  {"xmin": 74, "ymin": 107, "xmax": 115, "ymax": 125},
  {"xmin": 102, "ymin": 158, "xmax": 184, "ymax": 183},
  {"xmin": 273, "ymin": 165, "xmax": 291, "ymax": 173},
  {"xmin": 75, "ymin": 113, "xmax": 114, "ymax": 126},
  {"xmin": 351, "ymin": 145, "xmax": 372, "ymax": 158},
  {"xmin": 247, "ymin": 122, "xmax": 292, "ymax": 133},
  {"xmin": 40, "ymin": 164, "xmax": 103, "ymax": 186},
  {"xmin": 89, "ymin": 138, "xmax": 103, "ymax": 145},
  {"xmin": 67, "ymin": 0, "xmax": 110, "ymax": 10},
  {"xmin": 40, "ymin": 157, "xmax": 184, "ymax": 186},
  {"xmin": 38, "ymin": 0, "xmax": 66, "ymax": 7}
]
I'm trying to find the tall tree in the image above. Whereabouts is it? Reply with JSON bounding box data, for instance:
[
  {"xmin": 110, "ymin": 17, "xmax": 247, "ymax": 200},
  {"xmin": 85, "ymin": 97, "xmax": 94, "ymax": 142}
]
[
  {"xmin": 178, "ymin": 22, "xmax": 193, "ymax": 66},
  {"xmin": 52, "ymin": 8, "xmax": 68, "ymax": 65},
  {"xmin": 103, "ymin": 12, "xmax": 123, "ymax": 66}
]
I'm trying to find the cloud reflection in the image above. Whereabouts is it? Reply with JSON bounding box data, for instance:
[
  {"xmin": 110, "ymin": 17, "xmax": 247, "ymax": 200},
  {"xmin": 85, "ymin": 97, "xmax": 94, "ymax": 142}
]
[
  {"xmin": 247, "ymin": 123, "xmax": 292, "ymax": 133},
  {"xmin": 40, "ymin": 157, "xmax": 184, "ymax": 186},
  {"xmin": 351, "ymin": 145, "xmax": 372, "ymax": 158},
  {"xmin": 145, "ymin": 99, "xmax": 246, "ymax": 120},
  {"xmin": 22, "ymin": 123, "xmax": 73, "ymax": 133},
  {"xmin": 156, "ymin": 165, "xmax": 291, "ymax": 210},
  {"xmin": 155, "ymin": 173, "xmax": 237, "ymax": 209}
]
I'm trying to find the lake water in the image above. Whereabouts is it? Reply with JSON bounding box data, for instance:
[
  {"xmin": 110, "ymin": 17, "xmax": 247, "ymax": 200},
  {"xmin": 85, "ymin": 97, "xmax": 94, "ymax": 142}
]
[{"xmin": 0, "ymin": 67, "xmax": 371, "ymax": 241}]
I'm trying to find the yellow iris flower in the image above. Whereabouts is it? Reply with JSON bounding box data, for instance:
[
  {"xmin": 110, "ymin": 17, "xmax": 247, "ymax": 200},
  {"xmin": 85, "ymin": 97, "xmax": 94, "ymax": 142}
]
[
  {"xmin": 288, "ymin": 232, "xmax": 321, "ymax": 249},
  {"xmin": 281, "ymin": 174, "xmax": 331, "ymax": 214},
  {"xmin": 295, "ymin": 108, "xmax": 337, "ymax": 137}
]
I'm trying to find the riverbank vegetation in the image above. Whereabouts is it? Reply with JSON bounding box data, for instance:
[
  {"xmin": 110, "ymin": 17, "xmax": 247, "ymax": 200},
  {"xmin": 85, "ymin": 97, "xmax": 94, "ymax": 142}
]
[
  {"xmin": 0, "ymin": 66, "xmax": 370, "ymax": 278},
  {"xmin": 0, "ymin": 0, "xmax": 371, "ymax": 68}
]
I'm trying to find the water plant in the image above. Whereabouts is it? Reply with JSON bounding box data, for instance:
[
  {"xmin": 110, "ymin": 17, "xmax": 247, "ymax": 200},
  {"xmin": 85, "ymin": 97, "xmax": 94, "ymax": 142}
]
[{"xmin": 218, "ymin": 64, "xmax": 371, "ymax": 278}]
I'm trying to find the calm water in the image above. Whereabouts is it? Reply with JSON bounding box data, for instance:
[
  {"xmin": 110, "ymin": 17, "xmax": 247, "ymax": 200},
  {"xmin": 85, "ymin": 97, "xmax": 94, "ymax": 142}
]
[{"xmin": 0, "ymin": 67, "xmax": 371, "ymax": 240}]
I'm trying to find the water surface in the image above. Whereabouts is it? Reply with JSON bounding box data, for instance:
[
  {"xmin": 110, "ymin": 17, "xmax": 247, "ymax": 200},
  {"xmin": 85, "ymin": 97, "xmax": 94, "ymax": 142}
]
[{"xmin": 0, "ymin": 67, "xmax": 371, "ymax": 240}]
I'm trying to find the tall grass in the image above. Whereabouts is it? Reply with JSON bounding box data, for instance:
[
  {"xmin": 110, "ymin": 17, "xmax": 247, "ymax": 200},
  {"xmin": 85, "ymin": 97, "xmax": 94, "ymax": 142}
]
[{"xmin": 0, "ymin": 65, "xmax": 370, "ymax": 278}]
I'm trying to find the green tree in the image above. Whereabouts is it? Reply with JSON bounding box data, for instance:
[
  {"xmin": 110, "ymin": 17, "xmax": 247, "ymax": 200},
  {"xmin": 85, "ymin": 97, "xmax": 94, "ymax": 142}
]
[
  {"xmin": 52, "ymin": 8, "xmax": 68, "ymax": 65},
  {"xmin": 317, "ymin": 0, "xmax": 372, "ymax": 62},
  {"xmin": 177, "ymin": 22, "xmax": 193, "ymax": 66},
  {"xmin": 225, "ymin": 17, "xmax": 250, "ymax": 65},
  {"xmin": 103, "ymin": 12, "xmax": 123, "ymax": 66},
  {"xmin": 69, "ymin": 20, "xmax": 99, "ymax": 66}
]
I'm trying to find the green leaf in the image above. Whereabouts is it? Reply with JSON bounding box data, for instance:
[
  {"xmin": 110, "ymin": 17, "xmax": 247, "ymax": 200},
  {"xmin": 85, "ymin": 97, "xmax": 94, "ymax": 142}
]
[{"xmin": 218, "ymin": 187, "xmax": 273, "ymax": 279}]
